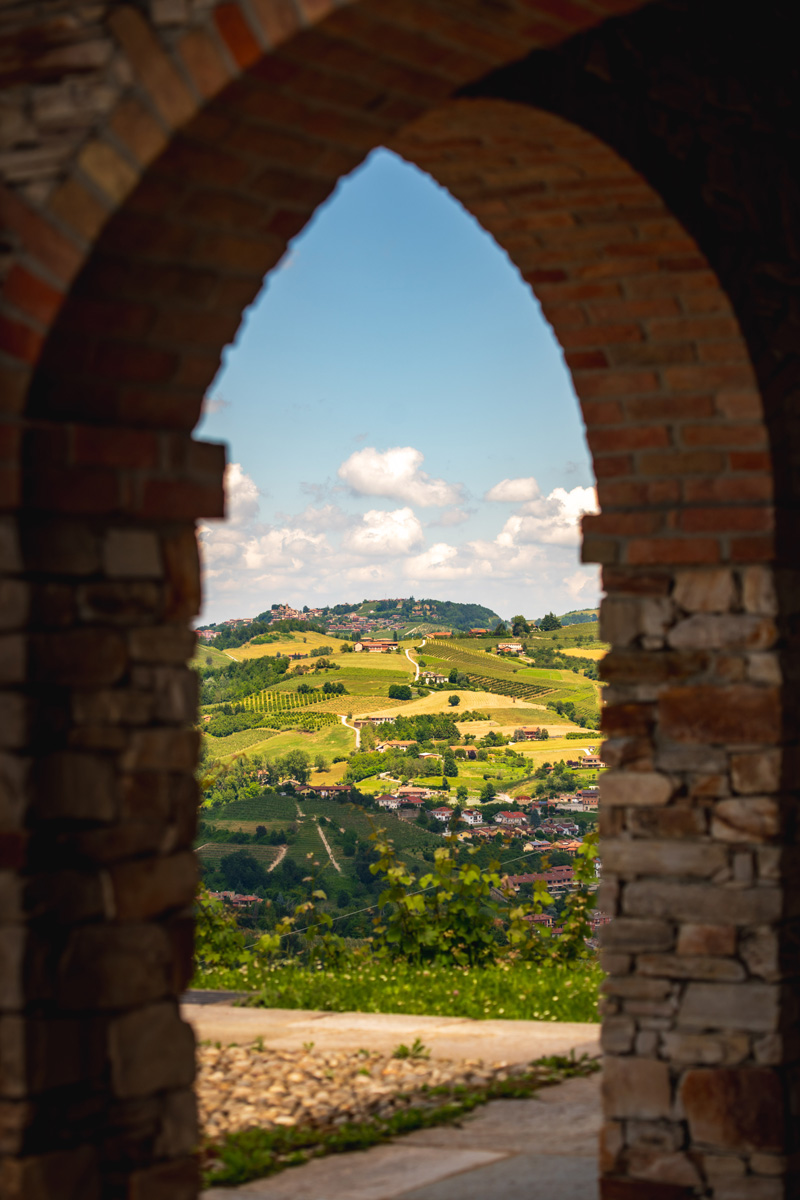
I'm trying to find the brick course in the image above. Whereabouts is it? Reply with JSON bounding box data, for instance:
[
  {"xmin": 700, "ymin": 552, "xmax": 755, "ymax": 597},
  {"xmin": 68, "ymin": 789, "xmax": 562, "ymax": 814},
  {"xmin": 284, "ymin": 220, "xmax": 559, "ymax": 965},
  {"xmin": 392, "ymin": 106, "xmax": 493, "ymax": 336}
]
[{"xmin": 0, "ymin": 0, "xmax": 797, "ymax": 1197}]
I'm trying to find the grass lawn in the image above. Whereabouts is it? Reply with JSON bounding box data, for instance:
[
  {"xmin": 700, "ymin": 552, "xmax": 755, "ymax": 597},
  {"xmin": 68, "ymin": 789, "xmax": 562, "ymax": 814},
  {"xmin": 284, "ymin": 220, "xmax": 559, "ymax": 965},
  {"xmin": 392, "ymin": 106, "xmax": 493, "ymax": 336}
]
[{"xmin": 196, "ymin": 956, "xmax": 603, "ymax": 1024}]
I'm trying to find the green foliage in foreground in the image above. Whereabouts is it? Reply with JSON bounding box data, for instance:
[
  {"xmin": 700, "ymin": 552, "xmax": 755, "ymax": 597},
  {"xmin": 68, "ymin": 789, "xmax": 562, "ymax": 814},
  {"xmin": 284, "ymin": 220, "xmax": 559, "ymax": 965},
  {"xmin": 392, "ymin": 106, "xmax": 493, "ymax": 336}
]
[
  {"xmin": 201, "ymin": 1052, "xmax": 600, "ymax": 1188},
  {"xmin": 196, "ymin": 955, "xmax": 602, "ymax": 1023}
]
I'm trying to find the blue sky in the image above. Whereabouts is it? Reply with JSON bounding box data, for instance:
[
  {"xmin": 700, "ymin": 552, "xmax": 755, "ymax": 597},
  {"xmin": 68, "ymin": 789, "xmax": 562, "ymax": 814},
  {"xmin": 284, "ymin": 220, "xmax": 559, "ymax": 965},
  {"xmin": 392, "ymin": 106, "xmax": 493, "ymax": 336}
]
[{"xmin": 197, "ymin": 147, "xmax": 599, "ymax": 624}]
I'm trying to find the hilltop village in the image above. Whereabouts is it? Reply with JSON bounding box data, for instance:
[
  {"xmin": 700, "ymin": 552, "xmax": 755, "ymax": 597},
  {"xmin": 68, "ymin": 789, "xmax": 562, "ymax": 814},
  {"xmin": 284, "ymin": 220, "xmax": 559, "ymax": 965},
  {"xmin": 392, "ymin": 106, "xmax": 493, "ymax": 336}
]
[{"xmin": 193, "ymin": 598, "xmax": 605, "ymax": 941}]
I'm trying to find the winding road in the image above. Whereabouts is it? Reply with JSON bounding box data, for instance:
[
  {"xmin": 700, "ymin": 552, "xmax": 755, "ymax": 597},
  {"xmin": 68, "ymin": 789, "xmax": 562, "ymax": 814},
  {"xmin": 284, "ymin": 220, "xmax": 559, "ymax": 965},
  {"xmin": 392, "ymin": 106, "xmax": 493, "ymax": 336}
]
[
  {"xmin": 340, "ymin": 713, "xmax": 360, "ymax": 749},
  {"xmin": 405, "ymin": 637, "xmax": 425, "ymax": 681}
]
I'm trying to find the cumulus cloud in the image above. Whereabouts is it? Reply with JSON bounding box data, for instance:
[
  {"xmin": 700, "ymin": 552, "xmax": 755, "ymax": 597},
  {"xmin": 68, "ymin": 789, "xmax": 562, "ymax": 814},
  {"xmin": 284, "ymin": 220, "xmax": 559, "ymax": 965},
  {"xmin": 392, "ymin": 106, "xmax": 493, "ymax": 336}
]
[
  {"xmin": 484, "ymin": 476, "xmax": 541, "ymax": 503},
  {"xmin": 498, "ymin": 485, "xmax": 598, "ymax": 547},
  {"xmin": 430, "ymin": 506, "xmax": 472, "ymax": 528},
  {"xmin": 563, "ymin": 567, "xmax": 600, "ymax": 599},
  {"xmin": 338, "ymin": 446, "xmax": 463, "ymax": 508},
  {"xmin": 343, "ymin": 507, "xmax": 425, "ymax": 557}
]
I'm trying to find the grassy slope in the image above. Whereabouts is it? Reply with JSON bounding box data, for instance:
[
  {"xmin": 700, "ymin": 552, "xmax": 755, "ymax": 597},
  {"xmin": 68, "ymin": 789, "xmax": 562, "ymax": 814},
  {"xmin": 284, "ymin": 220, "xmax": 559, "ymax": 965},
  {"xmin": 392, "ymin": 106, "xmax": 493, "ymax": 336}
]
[{"xmin": 193, "ymin": 644, "xmax": 235, "ymax": 670}]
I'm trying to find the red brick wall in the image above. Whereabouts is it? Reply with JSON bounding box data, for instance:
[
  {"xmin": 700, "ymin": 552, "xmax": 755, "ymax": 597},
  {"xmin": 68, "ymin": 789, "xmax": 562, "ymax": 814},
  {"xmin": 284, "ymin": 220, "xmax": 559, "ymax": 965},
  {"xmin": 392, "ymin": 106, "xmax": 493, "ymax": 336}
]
[{"xmin": 0, "ymin": 1, "xmax": 796, "ymax": 1196}]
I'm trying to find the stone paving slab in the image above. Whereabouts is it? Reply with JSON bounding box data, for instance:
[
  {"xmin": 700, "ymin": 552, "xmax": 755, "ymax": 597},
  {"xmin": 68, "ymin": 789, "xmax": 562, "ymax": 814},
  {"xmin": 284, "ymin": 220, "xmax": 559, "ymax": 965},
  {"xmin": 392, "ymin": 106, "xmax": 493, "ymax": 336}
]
[
  {"xmin": 184, "ymin": 1003, "xmax": 600, "ymax": 1065},
  {"xmin": 203, "ymin": 1144, "xmax": 507, "ymax": 1200},
  {"xmin": 396, "ymin": 1152, "xmax": 598, "ymax": 1199}
]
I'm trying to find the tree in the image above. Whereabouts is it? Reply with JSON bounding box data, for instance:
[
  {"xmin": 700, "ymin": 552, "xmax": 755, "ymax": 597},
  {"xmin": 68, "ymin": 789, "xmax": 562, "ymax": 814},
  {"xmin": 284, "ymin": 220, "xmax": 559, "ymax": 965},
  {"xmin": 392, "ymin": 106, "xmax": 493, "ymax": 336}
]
[
  {"xmin": 493, "ymin": 621, "xmax": 507, "ymax": 635},
  {"xmin": 388, "ymin": 684, "xmax": 412, "ymax": 700},
  {"xmin": 540, "ymin": 612, "xmax": 562, "ymax": 631},
  {"xmin": 314, "ymin": 754, "xmax": 327, "ymax": 772},
  {"xmin": 220, "ymin": 849, "xmax": 268, "ymax": 893},
  {"xmin": 511, "ymin": 614, "xmax": 531, "ymax": 636},
  {"xmin": 442, "ymin": 751, "xmax": 459, "ymax": 778},
  {"xmin": 479, "ymin": 781, "xmax": 497, "ymax": 803},
  {"xmin": 448, "ymin": 667, "xmax": 458, "ymax": 684},
  {"xmin": 456, "ymin": 785, "xmax": 468, "ymax": 803},
  {"xmin": 440, "ymin": 775, "xmax": 450, "ymax": 790},
  {"xmin": 448, "ymin": 694, "xmax": 460, "ymax": 707},
  {"xmin": 282, "ymin": 749, "xmax": 311, "ymax": 783}
]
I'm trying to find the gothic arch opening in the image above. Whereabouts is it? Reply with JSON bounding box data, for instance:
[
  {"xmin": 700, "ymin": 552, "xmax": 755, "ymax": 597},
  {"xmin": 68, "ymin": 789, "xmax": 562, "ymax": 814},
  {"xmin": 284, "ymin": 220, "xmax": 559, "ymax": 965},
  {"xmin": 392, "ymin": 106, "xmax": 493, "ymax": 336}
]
[{"xmin": 1, "ymin": 2, "xmax": 795, "ymax": 1197}]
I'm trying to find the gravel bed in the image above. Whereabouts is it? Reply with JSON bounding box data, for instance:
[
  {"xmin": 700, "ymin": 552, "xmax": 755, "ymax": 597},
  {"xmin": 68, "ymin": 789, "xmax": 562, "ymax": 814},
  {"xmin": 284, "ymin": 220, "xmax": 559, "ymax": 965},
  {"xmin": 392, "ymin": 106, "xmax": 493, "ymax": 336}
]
[{"xmin": 197, "ymin": 1042, "xmax": 522, "ymax": 1140}]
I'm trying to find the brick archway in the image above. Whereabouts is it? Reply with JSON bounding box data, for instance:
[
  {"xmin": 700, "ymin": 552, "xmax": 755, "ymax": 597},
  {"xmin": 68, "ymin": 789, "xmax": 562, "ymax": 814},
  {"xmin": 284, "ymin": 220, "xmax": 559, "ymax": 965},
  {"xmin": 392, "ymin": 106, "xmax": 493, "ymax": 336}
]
[{"xmin": 1, "ymin": 2, "xmax": 796, "ymax": 1197}]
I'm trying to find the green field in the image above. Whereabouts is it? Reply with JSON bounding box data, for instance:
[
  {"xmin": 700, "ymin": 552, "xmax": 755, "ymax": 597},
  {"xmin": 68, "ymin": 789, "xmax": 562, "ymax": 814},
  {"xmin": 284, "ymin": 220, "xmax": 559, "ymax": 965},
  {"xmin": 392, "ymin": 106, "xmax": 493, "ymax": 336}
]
[
  {"xmin": 203, "ymin": 727, "xmax": 281, "ymax": 756},
  {"xmin": 197, "ymin": 842, "xmax": 283, "ymax": 867},
  {"xmin": 193, "ymin": 644, "xmax": 234, "ymax": 671},
  {"xmin": 205, "ymin": 721, "xmax": 355, "ymax": 765}
]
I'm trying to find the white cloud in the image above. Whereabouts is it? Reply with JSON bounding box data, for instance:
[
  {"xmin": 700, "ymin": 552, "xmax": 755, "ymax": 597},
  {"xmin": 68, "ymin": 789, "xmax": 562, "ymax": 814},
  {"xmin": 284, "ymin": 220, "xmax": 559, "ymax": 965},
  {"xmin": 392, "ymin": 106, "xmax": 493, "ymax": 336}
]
[
  {"xmin": 342, "ymin": 507, "xmax": 425, "ymax": 557},
  {"xmin": 338, "ymin": 446, "xmax": 463, "ymax": 507},
  {"xmin": 430, "ymin": 506, "xmax": 472, "ymax": 528},
  {"xmin": 498, "ymin": 485, "xmax": 598, "ymax": 547},
  {"xmin": 563, "ymin": 567, "xmax": 600, "ymax": 600},
  {"xmin": 223, "ymin": 461, "xmax": 260, "ymax": 526},
  {"xmin": 484, "ymin": 476, "xmax": 541, "ymax": 503}
]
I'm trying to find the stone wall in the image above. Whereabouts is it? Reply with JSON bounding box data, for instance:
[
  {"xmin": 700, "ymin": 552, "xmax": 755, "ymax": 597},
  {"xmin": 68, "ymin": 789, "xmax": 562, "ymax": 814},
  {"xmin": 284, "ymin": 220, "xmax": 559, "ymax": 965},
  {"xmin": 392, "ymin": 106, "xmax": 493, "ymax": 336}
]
[{"xmin": 0, "ymin": 1, "xmax": 798, "ymax": 1196}]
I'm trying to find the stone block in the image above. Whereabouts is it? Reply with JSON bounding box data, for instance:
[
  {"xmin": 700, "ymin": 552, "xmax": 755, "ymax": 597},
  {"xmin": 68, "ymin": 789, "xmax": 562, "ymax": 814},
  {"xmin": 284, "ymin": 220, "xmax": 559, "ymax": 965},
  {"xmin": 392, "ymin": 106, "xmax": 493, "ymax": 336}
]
[
  {"xmin": 742, "ymin": 566, "xmax": 778, "ymax": 615},
  {"xmin": 57, "ymin": 923, "xmax": 173, "ymax": 1009},
  {"xmin": 110, "ymin": 850, "xmax": 197, "ymax": 920},
  {"xmin": 127, "ymin": 1156, "xmax": 199, "ymax": 1200},
  {"xmin": 104, "ymin": 529, "xmax": 162, "ymax": 578},
  {"xmin": 601, "ymin": 919, "xmax": 674, "ymax": 953},
  {"xmin": 21, "ymin": 519, "xmax": 100, "ymax": 576},
  {"xmin": 680, "ymin": 1067, "xmax": 785, "ymax": 1151},
  {"xmin": 153, "ymin": 1088, "xmax": 198, "ymax": 1158},
  {"xmin": 0, "ymin": 581, "xmax": 28, "ymax": 631},
  {"xmin": 0, "ymin": 695, "xmax": 27, "ymax": 750},
  {"xmin": 667, "ymin": 614, "xmax": 776, "ymax": 651},
  {"xmin": 0, "ymin": 751, "xmax": 27, "ymax": 828},
  {"xmin": 731, "ymin": 751, "xmax": 780, "ymax": 795},
  {"xmin": 601, "ymin": 1180, "xmax": 696, "ymax": 1199},
  {"xmin": 602, "ymin": 1055, "xmax": 672, "ymax": 1119},
  {"xmin": 628, "ymin": 807, "xmax": 708, "ymax": 839},
  {"xmin": 128, "ymin": 627, "xmax": 196, "ymax": 664},
  {"xmin": 637, "ymin": 953, "xmax": 745, "ymax": 982},
  {"xmin": 0, "ymin": 1145, "xmax": 100, "ymax": 1199},
  {"xmin": 162, "ymin": 526, "xmax": 202, "ymax": 620},
  {"xmin": 677, "ymin": 924, "xmax": 736, "ymax": 956},
  {"xmin": 661, "ymin": 1031, "xmax": 749, "ymax": 1067},
  {"xmin": 623, "ymin": 880, "xmax": 781, "ymax": 925},
  {"xmin": 679, "ymin": 982, "xmax": 780, "ymax": 1033},
  {"xmin": 108, "ymin": 1003, "xmax": 195, "ymax": 1099},
  {"xmin": 600, "ymin": 771, "xmax": 673, "ymax": 807},
  {"xmin": 31, "ymin": 629, "xmax": 128, "ymax": 687},
  {"xmin": 0, "ymin": 927, "xmax": 24, "ymax": 1007},
  {"xmin": 33, "ymin": 754, "xmax": 116, "ymax": 822},
  {"xmin": 658, "ymin": 685, "xmax": 780, "ymax": 745},
  {"xmin": 76, "ymin": 581, "xmax": 162, "ymax": 624},
  {"xmin": 120, "ymin": 729, "xmax": 199, "ymax": 772},
  {"xmin": 601, "ymin": 1014, "xmax": 636, "ymax": 1055},
  {"xmin": 673, "ymin": 568, "xmax": 736, "ymax": 612},
  {"xmin": 740, "ymin": 928, "xmax": 780, "ymax": 980},
  {"xmin": 712, "ymin": 797, "xmax": 780, "ymax": 843},
  {"xmin": 602, "ymin": 838, "xmax": 727, "ymax": 877}
]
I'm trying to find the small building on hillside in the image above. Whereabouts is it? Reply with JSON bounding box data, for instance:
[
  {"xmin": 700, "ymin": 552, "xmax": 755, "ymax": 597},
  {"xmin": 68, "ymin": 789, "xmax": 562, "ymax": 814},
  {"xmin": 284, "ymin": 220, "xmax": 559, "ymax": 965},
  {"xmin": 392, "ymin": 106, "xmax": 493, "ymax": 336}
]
[
  {"xmin": 298, "ymin": 784, "xmax": 353, "ymax": 800},
  {"xmin": 494, "ymin": 811, "xmax": 528, "ymax": 828},
  {"xmin": 513, "ymin": 726, "xmax": 542, "ymax": 741},
  {"xmin": 353, "ymin": 716, "xmax": 394, "ymax": 728},
  {"xmin": 431, "ymin": 806, "xmax": 453, "ymax": 823},
  {"xmin": 377, "ymin": 740, "xmax": 416, "ymax": 751},
  {"xmin": 421, "ymin": 672, "xmax": 448, "ymax": 685},
  {"xmin": 451, "ymin": 745, "xmax": 477, "ymax": 760},
  {"xmin": 462, "ymin": 809, "xmax": 483, "ymax": 826},
  {"xmin": 354, "ymin": 639, "xmax": 398, "ymax": 652},
  {"xmin": 497, "ymin": 642, "xmax": 524, "ymax": 655},
  {"xmin": 581, "ymin": 756, "xmax": 606, "ymax": 769},
  {"xmin": 376, "ymin": 794, "xmax": 401, "ymax": 809},
  {"xmin": 468, "ymin": 628, "xmax": 488, "ymax": 636},
  {"xmin": 427, "ymin": 631, "xmax": 452, "ymax": 639}
]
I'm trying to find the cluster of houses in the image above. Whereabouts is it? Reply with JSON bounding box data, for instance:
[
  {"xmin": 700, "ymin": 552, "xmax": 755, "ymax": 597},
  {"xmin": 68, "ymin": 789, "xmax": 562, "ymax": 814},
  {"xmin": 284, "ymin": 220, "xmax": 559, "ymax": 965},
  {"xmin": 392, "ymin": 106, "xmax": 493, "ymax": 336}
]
[{"xmin": 207, "ymin": 889, "xmax": 261, "ymax": 908}]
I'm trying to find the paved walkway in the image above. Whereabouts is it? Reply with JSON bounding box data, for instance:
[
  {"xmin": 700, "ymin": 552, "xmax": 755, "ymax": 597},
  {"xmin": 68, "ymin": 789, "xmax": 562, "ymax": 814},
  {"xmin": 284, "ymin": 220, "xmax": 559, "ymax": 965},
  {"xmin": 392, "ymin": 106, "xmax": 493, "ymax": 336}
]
[{"xmin": 185, "ymin": 1000, "xmax": 601, "ymax": 1199}]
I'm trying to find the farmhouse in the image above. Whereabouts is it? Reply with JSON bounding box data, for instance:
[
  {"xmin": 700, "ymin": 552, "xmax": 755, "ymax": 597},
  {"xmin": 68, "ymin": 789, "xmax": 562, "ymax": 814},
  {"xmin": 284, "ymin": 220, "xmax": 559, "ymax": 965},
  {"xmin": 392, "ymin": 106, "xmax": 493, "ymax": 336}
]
[
  {"xmin": 462, "ymin": 810, "xmax": 483, "ymax": 826},
  {"xmin": 377, "ymin": 740, "xmax": 416, "ymax": 751},
  {"xmin": 513, "ymin": 726, "xmax": 543, "ymax": 741},
  {"xmin": 354, "ymin": 639, "xmax": 398, "ymax": 652},
  {"xmin": 298, "ymin": 784, "xmax": 353, "ymax": 799},
  {"xmin": 431, "ymin": 806, "xmax": 453, "ymax": 823},
  {"xmin": 497, "ymin": 642, "xmax": 524, "ymax": 655},
  {"xmin": 468, "ymin": 628, "xmax": 488, "ymax": 636},
  {"xmin": 451, "ymin": 745, "xmax": 477, "ymax": 759},
  {"xmin": 375, "ymin": 794, "xmax": 401, "ymax": 809},
  {"xmin": 421, "ymin": 672, "xmax": 448, "ymax": 684},
  {"xmin": 427, "ymin": 631, "xmax": 452, "ymax": 639},
  {"xmin": 581, "ymin": 756, "xmax": 606, "ymax": 769}
]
